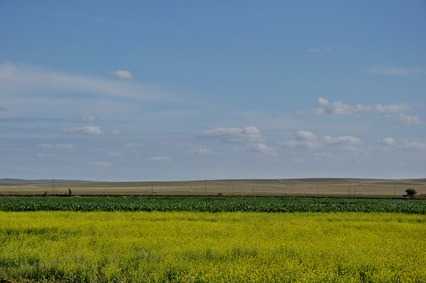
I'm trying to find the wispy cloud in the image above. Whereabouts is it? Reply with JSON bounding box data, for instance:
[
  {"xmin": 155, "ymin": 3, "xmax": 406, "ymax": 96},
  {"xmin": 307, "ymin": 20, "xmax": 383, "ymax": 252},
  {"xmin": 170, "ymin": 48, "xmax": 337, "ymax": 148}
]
[
  {"xmin": 381, "ymin": 137, "xmax": 426, "ymax": 151},
  {"xmin": 317, "ymin": 97, "xmax": 406, "ymax": 115},
  {"xmin": 399, "ymin": 114, "xmax": 422, "ymax": 125},
  {"xmin": 368, "ymin": 66, "xmax": 425, "ymax": 76},
  {"xmin": 203, "ymin": 126, "xmax": 275, "ymax": 155},
  {"xmin": 323, "ymin": 135, "xmax": 361, "ymax": 146},
  {"xmin": 382, "ymin": 137, "xmax": 396, "ymax": 146},
  {"xmin": 36, "ymin": 152, "xmax": 55, "ymax": 159},
  {"xmin": 204, "ymin": 126, "xmax": 262, "ymax": 143},
  {"xmin": 113, "ymin": 69, "xmax": 134, "ymax": 80},
  {"xmin": 192, "ymin": 146, "xmax": 213, "ymax": 156},
  {"xmin": 0, "ymin": 63, "xmax": 147, "ymax": 98},
  {"xmin": 82, "ymin": 115, "xmax": 96, "ymax": 123},
  {"xmin": 403, "ymin": 141, "xmax": 426, "ymax": 151},
  {"xmin": 64, "ymin": 126, "xmax": 103, "ymax": 135},
  {"xmin": 148, "ymin": 156, "xmax": 171, "ymax": 161},
  {"xmin": 248, "ymin": 143, "xmax": 276, "ymax": 156},
  {"xmin": 286, "ymin": 130, "xmax": 362, "ymax": 150}
]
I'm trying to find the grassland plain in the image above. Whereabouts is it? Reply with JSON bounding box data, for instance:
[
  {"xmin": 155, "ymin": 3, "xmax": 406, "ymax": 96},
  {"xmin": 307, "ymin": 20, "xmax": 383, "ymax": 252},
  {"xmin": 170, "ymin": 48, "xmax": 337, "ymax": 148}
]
[
  {"xmin": 0, "ymin": 196, "xmax": 424, "ymax": 213},
  {"xmin": 0, "ymin": 212, "xmax": 425, "ymax": 282},
  {"xmin": 1, "ymin": 179, "xmax": 426, "ymax": 197}
]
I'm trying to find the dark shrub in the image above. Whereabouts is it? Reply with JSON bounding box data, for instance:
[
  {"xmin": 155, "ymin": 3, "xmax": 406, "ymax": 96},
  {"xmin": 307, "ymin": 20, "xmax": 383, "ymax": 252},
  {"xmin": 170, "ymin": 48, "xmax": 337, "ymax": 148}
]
[{"xmin": 405, "ymin": 188, "xmax": 417, "ymax": 198}]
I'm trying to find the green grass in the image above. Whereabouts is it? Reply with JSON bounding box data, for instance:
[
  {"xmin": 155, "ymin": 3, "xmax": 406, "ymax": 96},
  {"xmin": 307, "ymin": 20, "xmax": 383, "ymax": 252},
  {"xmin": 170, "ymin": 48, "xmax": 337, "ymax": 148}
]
[
  {"xmin": 0, "ymin": 212, "xmax": 425, "ymax": 282},
  {"xmin": 0, "ymin": 196, "xmax": 424, "ymax": 213}
]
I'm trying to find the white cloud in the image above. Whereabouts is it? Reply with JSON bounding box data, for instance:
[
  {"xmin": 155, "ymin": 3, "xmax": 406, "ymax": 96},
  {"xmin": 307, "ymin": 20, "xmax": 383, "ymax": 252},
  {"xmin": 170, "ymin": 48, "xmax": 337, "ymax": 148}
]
[
  {"xmin": 0, "ymin": 63, "xmax": 147, "ymax": 98},
  {"xmin": 382, "ymin": 137, "xmax": 396, "ymax": 146},
  {"xmin": 317, "ymin": 97, "xmax": 406, "ymax": 115},
  {"xmin": 65, "ymin": 126, "xmax": 102, "ymax": 135},
  {"xmin": 192, "ymin": 146, "xmax": 213, "ymax": 155},
  {"xmin": 399, "ymin": 114, "xmax": 421, "ymax": 125},
  {"xmin": 113, "ymin": 69, "xmax": 134, "ymax": 80},
  {"xmin": 306, "ymin": 48, "xmax": 322, "ymax": 53},
  {"xmin": 203, "ymin": 126, "xmax": 276, "ymax": 156},
  {"xmin": 375, "ymin": 104, "xmax": 407, "ymax": 113},
  {"xmin": 323, "ymin": 135, "xmax": 361, "ymax": 146},
  {"xmin": 36, "ymin": 152, "xmax": 55, "ymax": 159},
  {"xmin": 293, "ymin": 130, "xmax": 319, "ymax": 148},
  {"xmin": 248, "ymin": 143, "xmax": 276, "ymax": 156},
  {"xmin": 148, "ymin": 156, "xmax": 171, "ymax": 161},
  {"xmin": 380, "ymin": 137, "xmax": 426, "ymax": 151},
  {"xmin": 82, "ymin": 115, "xmax": 96, "ymax": 123},
  {"xmin": 402, "ymin": 141, "xmax": 426, "ymax": 151},
  {"xmin": 368, "ymin": 66, "xmax": 425, "ymax": 77},
  {"xmin": 204, "ymin": 126, "xmax": 262, "ymax": 143},
  {"xmin": 288, "ymin": 130, "xmax": 362, "ymax": 149},
  {"xmin": 318, "ymin": 97, "xmax": 422, "ymax": 126}
]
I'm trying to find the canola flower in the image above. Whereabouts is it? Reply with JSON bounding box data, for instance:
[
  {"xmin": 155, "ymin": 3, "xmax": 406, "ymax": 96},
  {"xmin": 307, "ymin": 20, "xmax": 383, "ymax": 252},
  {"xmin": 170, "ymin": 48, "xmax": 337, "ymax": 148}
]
[{"xmin": 0, "ymin": 212, "xmax": 425, "ymax": 282}]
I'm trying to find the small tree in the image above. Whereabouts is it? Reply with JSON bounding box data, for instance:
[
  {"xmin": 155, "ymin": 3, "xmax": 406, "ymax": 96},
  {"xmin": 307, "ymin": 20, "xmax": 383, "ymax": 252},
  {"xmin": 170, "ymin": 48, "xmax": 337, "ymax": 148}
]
[
  {"xmin": 405, "ymin": 188, "xmax": 417, "ymax": 198},
  {"xmin": 67, "ymin": 188, "xmax": 73, "ymax": 197}
]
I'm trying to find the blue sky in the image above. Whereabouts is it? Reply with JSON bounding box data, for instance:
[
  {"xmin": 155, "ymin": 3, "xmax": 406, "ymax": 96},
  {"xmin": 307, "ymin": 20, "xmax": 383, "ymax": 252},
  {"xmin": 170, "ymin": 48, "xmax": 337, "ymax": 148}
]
[{"xmin": 1, "ymin": 1, "xmax": 425, "ymax": 180}]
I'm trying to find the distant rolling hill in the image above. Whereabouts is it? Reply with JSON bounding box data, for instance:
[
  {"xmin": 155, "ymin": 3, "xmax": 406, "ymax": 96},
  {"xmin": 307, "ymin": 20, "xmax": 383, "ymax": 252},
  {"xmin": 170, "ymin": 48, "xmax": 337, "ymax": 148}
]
[{"xmin": 0, "ymin": 178, "xmax": 425, "ymax": 197}]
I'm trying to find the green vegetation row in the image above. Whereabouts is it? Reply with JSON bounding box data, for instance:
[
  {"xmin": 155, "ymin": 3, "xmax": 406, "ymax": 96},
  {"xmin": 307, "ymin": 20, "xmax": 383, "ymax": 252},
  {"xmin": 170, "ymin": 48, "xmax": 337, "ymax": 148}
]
[{"xmin": 0, "ymin": 196, "xmax": 424, "ymax": 213}]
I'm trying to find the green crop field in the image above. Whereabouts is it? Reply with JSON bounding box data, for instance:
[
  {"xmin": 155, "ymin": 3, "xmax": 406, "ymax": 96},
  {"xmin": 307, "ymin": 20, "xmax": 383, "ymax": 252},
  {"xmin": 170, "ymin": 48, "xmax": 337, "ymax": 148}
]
[
  {"xmin": 0, "ymin": 212, "xmax": 425, "ymax": 282},
  {"xmin": 0, "ymin": 196, "xmax": 425, "ymax": 213}
]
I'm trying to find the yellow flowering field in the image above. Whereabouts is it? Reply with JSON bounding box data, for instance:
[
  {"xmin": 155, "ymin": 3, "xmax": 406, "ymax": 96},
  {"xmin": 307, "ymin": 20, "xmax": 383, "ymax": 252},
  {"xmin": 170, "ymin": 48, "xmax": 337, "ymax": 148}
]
[{"xmin": 0, "ymin": 212, "xmax": 425, "ymax": 282}]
